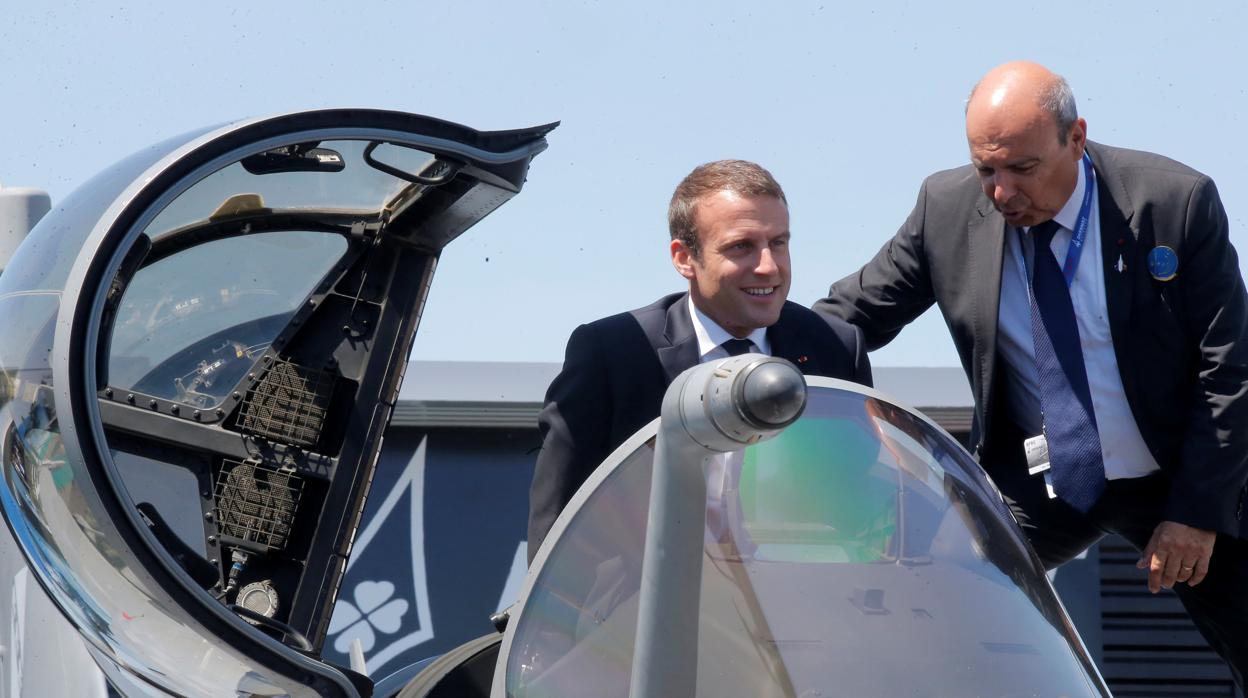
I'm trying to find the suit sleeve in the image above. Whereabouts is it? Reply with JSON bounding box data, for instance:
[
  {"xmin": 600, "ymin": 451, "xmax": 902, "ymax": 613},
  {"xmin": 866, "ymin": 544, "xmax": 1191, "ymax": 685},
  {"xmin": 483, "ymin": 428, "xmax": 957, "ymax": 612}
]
[
  {"xmin": 813, "ymin": 181, "xmax": 939, "ymax": 351},
  {"xmin": 1164, "ymin": 176, "xmax": 1248, "ymax": 534},
  {"xmin": 850, "ymin": 322, "xmax": 873, "ymax": 388},
  {"xmin": 527, "ymin": 323, "xmax": 613, "ymax": 563}
]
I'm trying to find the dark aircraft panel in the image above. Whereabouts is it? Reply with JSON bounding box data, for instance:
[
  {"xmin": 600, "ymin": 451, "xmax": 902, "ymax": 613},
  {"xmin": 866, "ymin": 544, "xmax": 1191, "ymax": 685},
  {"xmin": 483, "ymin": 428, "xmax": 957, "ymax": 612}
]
[{"xmin": 500, "ymin": 380, "xmax": 1108, "ymax": 697}]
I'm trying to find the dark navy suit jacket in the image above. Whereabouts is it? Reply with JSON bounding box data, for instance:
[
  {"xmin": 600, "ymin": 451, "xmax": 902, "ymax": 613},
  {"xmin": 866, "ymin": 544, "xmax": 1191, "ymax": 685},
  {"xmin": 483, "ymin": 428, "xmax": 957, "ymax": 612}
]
[{"xmin": 527, "ymin": 292, "xmax": 872, "ymax": 561}]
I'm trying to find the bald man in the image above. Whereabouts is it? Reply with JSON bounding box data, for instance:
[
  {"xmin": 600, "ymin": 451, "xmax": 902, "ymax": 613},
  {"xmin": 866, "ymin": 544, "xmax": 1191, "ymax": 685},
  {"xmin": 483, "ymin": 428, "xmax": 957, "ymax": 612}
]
[{"xmin": 817, "ymin": 61, "xmax": 1248, "ymax": 683}]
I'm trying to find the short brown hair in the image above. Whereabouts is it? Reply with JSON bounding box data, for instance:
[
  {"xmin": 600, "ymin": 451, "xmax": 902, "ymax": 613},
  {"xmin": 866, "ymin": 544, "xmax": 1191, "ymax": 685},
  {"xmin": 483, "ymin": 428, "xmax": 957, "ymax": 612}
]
[{"xmin": 668, "ymin": 160, "xmax": 787, "ymax": 258}]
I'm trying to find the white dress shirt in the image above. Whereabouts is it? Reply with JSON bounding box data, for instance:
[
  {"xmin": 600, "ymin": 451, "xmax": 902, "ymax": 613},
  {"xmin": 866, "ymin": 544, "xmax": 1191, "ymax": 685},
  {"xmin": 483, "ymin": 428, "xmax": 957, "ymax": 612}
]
[
  {"xmin": 687, "ymin": 297, "xmax": 770, "ymax": 531},
  {"xmin": 687, "ymin": 295, "xmax": 771, "ymax": 360},
  {"xmin": 996, "ymin": 161, "xmax": 1160, "ymax": 480}
]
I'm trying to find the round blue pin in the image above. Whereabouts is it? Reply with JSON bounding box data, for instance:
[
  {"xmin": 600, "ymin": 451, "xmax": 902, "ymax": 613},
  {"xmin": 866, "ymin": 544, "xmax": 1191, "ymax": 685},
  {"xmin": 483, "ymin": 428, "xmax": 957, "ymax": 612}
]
[{"xmin": 1147, "ymin": 245, "xmax": 1179, "ymax": 281}]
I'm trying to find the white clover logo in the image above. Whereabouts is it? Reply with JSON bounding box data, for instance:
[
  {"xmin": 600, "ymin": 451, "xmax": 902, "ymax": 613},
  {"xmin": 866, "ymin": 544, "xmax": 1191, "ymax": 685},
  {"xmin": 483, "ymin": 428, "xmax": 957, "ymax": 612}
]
[{"xmin": 328, "ymin": 580, "xmax": 410, "ymax": 654}]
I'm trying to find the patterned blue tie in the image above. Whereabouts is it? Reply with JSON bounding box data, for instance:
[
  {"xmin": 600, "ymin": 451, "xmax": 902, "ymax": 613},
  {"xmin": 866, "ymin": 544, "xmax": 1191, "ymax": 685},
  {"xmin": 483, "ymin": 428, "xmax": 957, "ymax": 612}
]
[{"xmin": 1027, "ymin": 220, "xmax": 1106, "ymax": 512}]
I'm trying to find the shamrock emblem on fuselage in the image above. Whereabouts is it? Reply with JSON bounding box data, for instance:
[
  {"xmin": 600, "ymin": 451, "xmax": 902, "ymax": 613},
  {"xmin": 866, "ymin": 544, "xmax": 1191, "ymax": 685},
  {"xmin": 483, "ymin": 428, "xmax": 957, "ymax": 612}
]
[{"xmin": 327, "ymin": 579, "xmax": 410, "ymax": 654}]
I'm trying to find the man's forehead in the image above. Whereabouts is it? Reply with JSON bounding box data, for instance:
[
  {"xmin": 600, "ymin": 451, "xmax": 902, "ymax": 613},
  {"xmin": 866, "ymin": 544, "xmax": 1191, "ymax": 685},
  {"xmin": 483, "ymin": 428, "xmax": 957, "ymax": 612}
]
[
  {"xmin": 968, "ymin": 106, "xmax": 1057, "ymax": 152},
  {"xmin": 697, "ymin": 200, "xmax": 788, "ymax": 243}
]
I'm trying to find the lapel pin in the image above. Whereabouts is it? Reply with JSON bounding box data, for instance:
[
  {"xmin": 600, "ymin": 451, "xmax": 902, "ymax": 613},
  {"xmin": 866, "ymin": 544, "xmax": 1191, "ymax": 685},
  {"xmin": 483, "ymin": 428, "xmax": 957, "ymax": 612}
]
[
  {"xmin": 797, "ymin": 355, "xmax": 809, "ymax": 364},
  {"xmin": 1147, "ymin": 245, "xmax": 1178, "ymax": 281}
]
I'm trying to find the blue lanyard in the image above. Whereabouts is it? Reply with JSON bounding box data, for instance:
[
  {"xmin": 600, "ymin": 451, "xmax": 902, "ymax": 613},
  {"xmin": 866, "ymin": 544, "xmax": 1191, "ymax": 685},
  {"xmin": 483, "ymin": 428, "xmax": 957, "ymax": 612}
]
[{"xmin": 1018, "ymin": 152, "xmax": 1096, "ymax": 288}]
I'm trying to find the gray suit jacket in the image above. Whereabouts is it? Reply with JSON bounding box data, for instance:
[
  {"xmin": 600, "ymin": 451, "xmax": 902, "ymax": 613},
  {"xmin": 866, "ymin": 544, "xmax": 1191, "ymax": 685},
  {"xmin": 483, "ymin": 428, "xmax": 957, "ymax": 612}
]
[{"xmin": 816, "ymin": 141, "xmax": 1248, "ymax": 538}]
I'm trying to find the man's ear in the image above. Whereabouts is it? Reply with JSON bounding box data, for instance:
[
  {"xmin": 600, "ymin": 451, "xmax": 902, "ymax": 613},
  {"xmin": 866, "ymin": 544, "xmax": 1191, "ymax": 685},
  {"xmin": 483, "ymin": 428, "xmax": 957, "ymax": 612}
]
[
  {"xmin": 671, "ymin": 239, "xmax": 697, "ymax": 280},
  {"xmin": 1069, "ymin": 117, "xmax": 1088, "ymax": 159}
]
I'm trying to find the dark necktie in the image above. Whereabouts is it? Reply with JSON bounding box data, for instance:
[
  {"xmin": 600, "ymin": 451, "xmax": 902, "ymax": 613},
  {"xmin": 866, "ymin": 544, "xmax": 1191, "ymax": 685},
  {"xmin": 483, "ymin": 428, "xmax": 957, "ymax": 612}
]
[
  {"xmin": 721, "ymin": 338, "xmax": 754, "ymax": 357},
  {"xmin": 1027, "ymin": 220, "xmax": 1106, "ymax": 512}
]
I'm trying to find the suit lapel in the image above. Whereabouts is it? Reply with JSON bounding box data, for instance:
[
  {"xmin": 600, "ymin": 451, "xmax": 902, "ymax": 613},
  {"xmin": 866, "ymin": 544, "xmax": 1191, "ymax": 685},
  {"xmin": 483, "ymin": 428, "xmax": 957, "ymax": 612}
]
[
  {"xmin": 1088, "ymin": 144, "xmax": 1141, "ymax": 408},
  {"xmin": 767, "ymin": 308, "xmax": 818, "ymax": 376},
  {"xmin": 654, "ymin": 293, "xmax": 701, "ymax": 384},
  {"xmin": 968, "ymin": 200, "xmax": 1007, "ymax": 436},
  {"xmin": 648, "ymin": 296, "xmax": 820, "ymax": 383}
]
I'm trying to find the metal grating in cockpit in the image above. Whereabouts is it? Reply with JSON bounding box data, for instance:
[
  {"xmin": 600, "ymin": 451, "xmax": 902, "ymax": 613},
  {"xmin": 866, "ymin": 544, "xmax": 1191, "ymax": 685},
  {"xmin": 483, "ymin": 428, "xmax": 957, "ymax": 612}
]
[
  {"xmin": 215, "ymin": 459, "xmax": 303, "ymax": 552},
  {"xmin": 238, "ymin": 358, "xmax": 333, "ymax": 447}
]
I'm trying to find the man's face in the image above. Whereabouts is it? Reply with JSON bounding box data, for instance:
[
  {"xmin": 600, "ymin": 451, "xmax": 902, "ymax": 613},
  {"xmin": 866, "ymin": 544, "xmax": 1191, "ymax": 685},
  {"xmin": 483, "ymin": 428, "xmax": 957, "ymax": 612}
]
[
  {"xmin": 671, "ymin": 191, "xmax": 791, "ymax": 338},
  {"xmin": 966, "ymin": 100, "xmax": 1086, "ymax": 228}
]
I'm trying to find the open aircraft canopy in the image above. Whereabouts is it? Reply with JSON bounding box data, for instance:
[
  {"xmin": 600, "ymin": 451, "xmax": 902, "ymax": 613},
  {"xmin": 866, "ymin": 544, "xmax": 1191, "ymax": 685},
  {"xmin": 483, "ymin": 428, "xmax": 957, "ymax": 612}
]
[{"xmin": 0, "ymin": 110, "xmax": 553, "ymax": 697}]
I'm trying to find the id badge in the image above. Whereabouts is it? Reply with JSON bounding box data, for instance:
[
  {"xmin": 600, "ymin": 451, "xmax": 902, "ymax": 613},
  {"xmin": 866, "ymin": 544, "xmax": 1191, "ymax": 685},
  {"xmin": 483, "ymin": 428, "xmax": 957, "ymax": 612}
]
[
  {"xmin": 1024, "ymin": 434, "xmax": 1059, "ymax": 499},
  {"xmin": 1024, "ymin": 434, "xmax": 1050, "ymax": 475}
]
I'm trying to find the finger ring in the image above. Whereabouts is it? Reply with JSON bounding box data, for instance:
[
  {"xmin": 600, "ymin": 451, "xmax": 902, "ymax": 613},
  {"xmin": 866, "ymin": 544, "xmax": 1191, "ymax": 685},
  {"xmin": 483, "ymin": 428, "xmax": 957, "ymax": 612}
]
[{"xmin": 1181, "ymin": 565, "xmax": 1194, "ymax": 571}]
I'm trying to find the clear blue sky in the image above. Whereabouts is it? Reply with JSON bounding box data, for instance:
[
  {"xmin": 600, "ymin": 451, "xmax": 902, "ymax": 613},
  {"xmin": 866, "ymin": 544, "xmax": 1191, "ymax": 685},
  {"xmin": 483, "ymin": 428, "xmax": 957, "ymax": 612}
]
[{"xmin": 3, "ymin": 1, "xmax": 1245, "ymax": 367}]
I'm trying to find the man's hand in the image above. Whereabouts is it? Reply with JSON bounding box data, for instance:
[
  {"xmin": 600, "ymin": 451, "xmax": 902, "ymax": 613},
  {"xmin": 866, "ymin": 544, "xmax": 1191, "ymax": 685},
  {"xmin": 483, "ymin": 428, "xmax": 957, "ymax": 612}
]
[{"xmin": 1136, "ymin": 521, "xmax": 1216, "ymax": 592}]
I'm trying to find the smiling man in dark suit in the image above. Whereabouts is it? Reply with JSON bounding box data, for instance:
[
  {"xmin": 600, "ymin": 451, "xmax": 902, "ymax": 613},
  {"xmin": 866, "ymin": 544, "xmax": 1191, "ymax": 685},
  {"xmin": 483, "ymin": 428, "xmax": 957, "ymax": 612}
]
[
  {"xmin": 527, "ymin": 159, "xmax": 871, "ymax": 561},
  {"xmin": 816, "ymin": 61, "xmax": 1248, "ymax": 684}
]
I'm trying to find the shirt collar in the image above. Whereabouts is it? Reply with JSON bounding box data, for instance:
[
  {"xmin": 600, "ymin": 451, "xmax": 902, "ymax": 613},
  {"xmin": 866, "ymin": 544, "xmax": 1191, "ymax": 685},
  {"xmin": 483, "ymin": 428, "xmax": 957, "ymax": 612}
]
[
  {"xmin": 687, "ymin": 295, "xmax": 770, "ymax": 358},
  {"xmin": 1049, "ymin": 157, "xmax": 1091, "ymax": 233}
]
